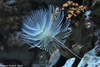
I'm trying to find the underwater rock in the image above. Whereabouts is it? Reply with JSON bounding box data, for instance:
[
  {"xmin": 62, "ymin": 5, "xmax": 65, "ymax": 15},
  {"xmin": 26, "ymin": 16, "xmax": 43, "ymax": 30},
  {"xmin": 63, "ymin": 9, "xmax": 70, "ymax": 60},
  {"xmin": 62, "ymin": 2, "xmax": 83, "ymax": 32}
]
[
  {"xmin": 32, "ymin": 63, "xmax": 40, "ymax": 67},
  {"xmin": 0, "ymin": 46, "xmax": 35, "ymax": 67},
  {"xmin": 37, "ymin": 52, "xmax": 49, "ymax": 67},
  {"xmin": 0, "ymin": 63, "xmax": 5, "ymax": 67},
  {"xmin": 5, "ymin": 0, "xmax": 16, "ymax": 5},
  {"xmin": 62, "ymin": 45, "xmax": 100, "ymax": 67},
  {"xmin": 0, "ymin": 33, "xmax": 4, "ymax": 43},
  {"xmin": 63, "ymin": 58, "xmax": 76, "ymax": 67},
  {"xmin": 31, "ymin": 50, "xmax": 49, "ymax": 67},
  {"xmin": 0, "ymin": 45, "xmax": 4, "ymax": 51},
  {"xmin": 78, "ymin": 46, "xmax": 100, "ymax": 67},
  {"xmin": 72, "ymin": 44, "xmax": 83, "ymax": 54},
  {"xmin": 7, "ymin": 31, "xmax": 24, "ymax": 47},
  {"xmin": 0, "ymin": 0, "xmax": 24, "ymax": 5},
  {"xmin": 92, "ymin": 0, "xmax": 100, "ymax": 27}
]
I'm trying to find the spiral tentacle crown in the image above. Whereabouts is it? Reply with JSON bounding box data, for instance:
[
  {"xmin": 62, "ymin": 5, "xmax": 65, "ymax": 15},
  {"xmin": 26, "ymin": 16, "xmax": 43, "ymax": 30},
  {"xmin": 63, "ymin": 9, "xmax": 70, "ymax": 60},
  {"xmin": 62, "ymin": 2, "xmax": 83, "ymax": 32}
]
[{"xmin": 22, "ymin": 5, "xmax": 71, "ymax": 54}]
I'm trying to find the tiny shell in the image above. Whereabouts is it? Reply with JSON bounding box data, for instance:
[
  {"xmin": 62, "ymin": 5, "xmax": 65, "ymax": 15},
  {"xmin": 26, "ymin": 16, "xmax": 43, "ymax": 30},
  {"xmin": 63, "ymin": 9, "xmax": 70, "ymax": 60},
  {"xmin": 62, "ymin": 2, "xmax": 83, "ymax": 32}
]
[{"xmin": 48, "ymin": 49, "xmax": 61, "ymax": 67}]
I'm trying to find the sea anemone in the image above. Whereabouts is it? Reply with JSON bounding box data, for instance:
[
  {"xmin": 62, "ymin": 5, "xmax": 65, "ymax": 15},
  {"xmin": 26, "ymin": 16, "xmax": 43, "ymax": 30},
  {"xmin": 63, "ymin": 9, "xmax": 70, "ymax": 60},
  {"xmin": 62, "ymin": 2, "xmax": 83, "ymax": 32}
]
[{"xmin": 21, "ymin": 5, "xmax": 80, "ymax": 58}]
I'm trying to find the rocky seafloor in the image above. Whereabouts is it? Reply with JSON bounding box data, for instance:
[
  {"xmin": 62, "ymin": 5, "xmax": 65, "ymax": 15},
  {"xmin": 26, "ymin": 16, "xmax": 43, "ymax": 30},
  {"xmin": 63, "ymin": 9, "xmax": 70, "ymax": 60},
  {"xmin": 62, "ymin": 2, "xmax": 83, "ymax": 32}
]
[{"xmin": 0, "ymin": 0, "xmax": 100, "ymax": 67}]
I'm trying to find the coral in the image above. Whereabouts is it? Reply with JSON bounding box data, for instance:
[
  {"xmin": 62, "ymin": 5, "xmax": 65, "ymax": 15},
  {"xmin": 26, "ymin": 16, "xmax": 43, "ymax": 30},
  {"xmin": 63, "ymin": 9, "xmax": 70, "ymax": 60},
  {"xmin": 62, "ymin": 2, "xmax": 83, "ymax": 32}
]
[{"xmin": 62, "ymin": 1, "xmax": 86, "ymax": 20}]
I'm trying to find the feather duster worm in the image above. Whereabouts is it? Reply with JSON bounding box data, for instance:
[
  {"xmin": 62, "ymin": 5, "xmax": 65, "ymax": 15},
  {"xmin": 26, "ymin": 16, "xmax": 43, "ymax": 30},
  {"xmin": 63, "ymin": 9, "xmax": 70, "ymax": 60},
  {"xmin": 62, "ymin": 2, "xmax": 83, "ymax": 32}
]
[{"xmin": 21, "ymin": 5, "xmax": 80, "ymax": 59}]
